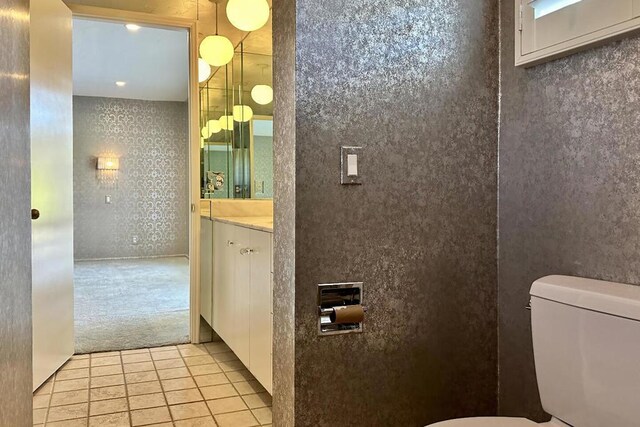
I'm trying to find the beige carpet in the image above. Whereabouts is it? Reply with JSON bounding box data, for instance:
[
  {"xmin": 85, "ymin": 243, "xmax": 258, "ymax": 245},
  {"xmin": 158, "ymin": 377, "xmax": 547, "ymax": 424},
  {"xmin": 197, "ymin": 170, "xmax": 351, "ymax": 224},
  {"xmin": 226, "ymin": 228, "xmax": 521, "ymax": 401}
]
[{"xmin": 74, "ymin": 256, "xmax": 190, "ymax": 353}]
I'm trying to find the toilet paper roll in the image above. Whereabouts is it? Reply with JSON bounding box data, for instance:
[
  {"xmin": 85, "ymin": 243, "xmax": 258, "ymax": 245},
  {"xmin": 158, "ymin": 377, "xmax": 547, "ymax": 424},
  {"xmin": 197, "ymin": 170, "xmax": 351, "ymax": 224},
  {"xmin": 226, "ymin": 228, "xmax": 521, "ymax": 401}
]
[{"xmin": 330, "ymin": 305, "xmax": 365, "ymax": 324}]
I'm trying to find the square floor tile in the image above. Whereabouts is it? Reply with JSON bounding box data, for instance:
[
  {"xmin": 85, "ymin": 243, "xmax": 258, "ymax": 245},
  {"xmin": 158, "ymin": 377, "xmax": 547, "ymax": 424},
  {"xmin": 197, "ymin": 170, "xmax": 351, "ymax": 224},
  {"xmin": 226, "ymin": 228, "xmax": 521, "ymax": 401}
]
[
  {"xmin": 178, "ymin": 345, "xmax": 208, "ymax": 357},
  {"xmin": 47, "ymin": 402, "xmax": 89, "ymax": 422},
  {"xmin": 61, "ymin": 359, "xmax": 90, "ymax": 370},
  {"xmin": 130, "ymin": 406, "xmax": 171, "ymax": 426},
  {"xmin": 224, "ymin": 370, "xmax": 255, "ymax": 383},
  {"xmin": 128, "ymin": 392, "xmax": 166, "ymax": 410},
  {"xmin": 154, "ymin": 358, "xmax": 186, "ymax": 370},
  {"xmin": 91, "ymin": 365, "xmax": 123, "ymax": 377},
  {"xmin": 213, "ymin": 352, "xmax": 238, "ymax": 363},
  {"xmin": 161, "ymin": 376, "xmax": 197, "ymax": 391},
  {"xmin": 123, "ymin": 361, "xmax": 155, "ymax": 373},
  {"xmin": 127, "ymin": 380, "xmax": 162, "ymax": 396},
  {"xmin": 32, "ymin": 394, "xmax": 50, "ymax": 409},
  {"xmin": 241, "ymin": 393, "xmax": 271, "ymax": 410},
  {"xmin": 56, "ymin": 368, "xmax": 90, "ymax": 381},
  {"xmin": 121, "ymin": 348, "xmax": 150, "ymax": 356},
  {"xmin": 72, "ymin": 354, "xmax": 90, "ymax": 360},
  {"xmin": 188, "ymin": 364, "xmax": 222, "ymax": 376},
  {"xmin": 169, "ymin": 401, "xmax": 210, "ymax": 420},
  {"xmin": 214, "ymin": 410, "xmax": 259, "ymax": 427},
  {"xmin": 125, "ymin": 371, "xmax": 158, "ymax": 384},
  {"xmin": 91, "ymin": 351, "xmax": 120, "ymax": 358},
  {"xmin": 91, "ymin": 356, "xmax": 121, "ymax": 367},
  {"xmin": 204, "ymin": 342, "xmax": 231, "ymax": 354},
  {"xmin": 174, "ymin": 415, "xmax": 217, "ymax": 426},
  {"xmin": 89, "ymin": 397, "xmax": 128, "ymax": 416},
  {"xmin": 47, "ymin": 418, "xmax": 88, "ymax": 427},
  {"xmin": 251, "ymin": 407, "xmax": 272, "ymax": 425},
  {"xmin": 232, "ymin": 380, "xmax": 265, "ymax": 396},
  {"xmin": 122, "ymin": 353, "xmax": 152, "ymax": 364},
  {"xmin": 151, "ymin": 350, "xmax": 181, "ymax": 361},
  {"xmin": 157, "ymin": 367, "xmax": 190, "ymax": 380},
  {"xmin": 34, "ymin": 379, "xmax": 53, "ymax": 396},
  {"xmin": 149, "ymin": 345, "xmax": 177, "ymax": 353},
  {"xmin": 91, "ymin": 374, "xmax": 125, "ymax": 388},
  {"xmin": 50, "ymin": 389, "xmax": 89, "ymax": 407},
  {"xmin": 200, "ymin": 384, "xmax": 238, "ymax": 400},
  {"xmin": 55, "ymin": 378, "xmax": 89, "ymax": 392},
  {"xmin": 183, "ymin": 355, "xmax": 216, "ymax": 367},
  {"xmin": 89, "ymin": 411, "xmax": 130, "ymax": 427},
  {"xmin": 218, "ymin": 360, "xmax": 245, "ymax": 372},
  {"xmin": 206, "ymin": 396, "xmax": 248, "ymax": 415},
  {"xmin": 90, "ymin": 385, "xmax": 126, "ymax": 401},
  {"xmin": 164, "ymin": 388, "xmax": 204, "ymax": 405},
  {"xmin": 194, "ymin": 373, "xmax": 229, "ymax": 388},
  {"xmin": 33, "ymin": 408, "xmax": 47, "ymax": 424}
]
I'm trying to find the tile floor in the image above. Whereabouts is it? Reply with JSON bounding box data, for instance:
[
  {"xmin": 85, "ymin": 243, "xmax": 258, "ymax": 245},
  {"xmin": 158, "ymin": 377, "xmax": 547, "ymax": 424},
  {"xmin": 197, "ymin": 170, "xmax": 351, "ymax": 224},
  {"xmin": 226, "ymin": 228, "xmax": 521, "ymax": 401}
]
[{"xmin": 33, "ymin": 342, "xmax": 272, "ymax": 427}]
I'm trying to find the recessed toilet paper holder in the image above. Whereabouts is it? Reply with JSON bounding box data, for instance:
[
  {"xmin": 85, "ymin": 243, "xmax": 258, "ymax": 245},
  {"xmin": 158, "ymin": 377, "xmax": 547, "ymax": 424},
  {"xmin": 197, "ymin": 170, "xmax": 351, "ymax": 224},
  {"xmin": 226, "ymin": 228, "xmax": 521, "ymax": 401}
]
[{"xmin": 317, "ymin": 282, "xmax": 367, "ymax": 336}]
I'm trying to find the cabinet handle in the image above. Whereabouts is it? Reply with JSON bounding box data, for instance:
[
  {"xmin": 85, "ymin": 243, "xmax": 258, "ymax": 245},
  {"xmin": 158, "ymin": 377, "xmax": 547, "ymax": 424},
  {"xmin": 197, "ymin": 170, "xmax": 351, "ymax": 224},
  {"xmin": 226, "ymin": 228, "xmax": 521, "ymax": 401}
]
[
  {"xmin": 227, "ymin": 240, "xmax": 234, "ymax": 246},
  {"xmin": 240, "ymin": 248, "xmax": 254, "ymax": 255}
]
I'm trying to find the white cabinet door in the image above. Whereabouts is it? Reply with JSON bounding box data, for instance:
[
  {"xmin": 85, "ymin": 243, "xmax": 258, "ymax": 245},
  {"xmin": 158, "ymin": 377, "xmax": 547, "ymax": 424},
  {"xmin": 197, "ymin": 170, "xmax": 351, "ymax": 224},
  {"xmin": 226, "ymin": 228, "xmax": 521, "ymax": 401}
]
[
  {"xmin": 213, "ymin": 222, "xmax": 235, "ymax": 343},
  {"xmin": 233, "ymin": 226, "xmax": 253, "ymax": 368},
  {"xmin": 200, "ymin": 218, "xmax": 213, "ymax": 328},
  {"xmin": 249, "ymin": 231, "xmax": 273, "ymax": 393},
  {"xmin": 31, "ymin": 0, "xmax": 74, "ymax": 390}
]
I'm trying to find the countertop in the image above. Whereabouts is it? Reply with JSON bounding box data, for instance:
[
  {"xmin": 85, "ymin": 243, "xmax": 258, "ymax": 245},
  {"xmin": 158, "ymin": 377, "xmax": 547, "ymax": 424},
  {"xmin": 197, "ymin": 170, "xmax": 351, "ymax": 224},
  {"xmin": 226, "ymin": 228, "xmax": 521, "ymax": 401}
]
[{"xmin": 211, "ymin": 216, "xmax": 273, "ymax": 233}]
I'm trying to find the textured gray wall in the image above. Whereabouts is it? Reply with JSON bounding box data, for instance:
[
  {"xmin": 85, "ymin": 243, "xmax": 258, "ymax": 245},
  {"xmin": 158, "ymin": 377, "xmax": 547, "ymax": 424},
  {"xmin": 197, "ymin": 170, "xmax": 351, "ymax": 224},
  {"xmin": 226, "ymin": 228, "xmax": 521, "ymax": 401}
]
[
  {"xmin": 0, "ymin": 0, "xmax": 33, "ymax": 425},
  {"xmin": 73, "ymin": 96, "xmax": 189, "ymax": 260},
  {"xmin": 274, "ymin": 0, "xmax": 500, "ymax": 425},
  {"xmin": 498, "ymin": 0, "xmax": 640, "ymax": 420}
]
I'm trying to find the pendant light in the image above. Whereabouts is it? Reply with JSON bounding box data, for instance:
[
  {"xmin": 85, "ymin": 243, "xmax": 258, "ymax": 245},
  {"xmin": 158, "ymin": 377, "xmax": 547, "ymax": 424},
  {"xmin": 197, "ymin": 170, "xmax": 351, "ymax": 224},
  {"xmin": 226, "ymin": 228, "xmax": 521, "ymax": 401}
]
[
  {"xmin": 201, "ymin": 126, "xmax": 212, "ymax": 138},
  {"xmin": 251, "ymin": 64, "xmax": 272, "ymax": 105},
  {"xmin": 226, "ymin": 0, "xmax": 270, "ymax": 32},
  {"xmin": 207, "ymin": 119, "xmax": 222, "ymax": 134},
  {"xmin": 198, "ymin": 58, "xmax": 212, "ymax": 83},
  {"xmin": 233, "ymin": 105, "xmax": 254, "ymax": 122},
  {"xmin": 219, "ymin": 115, "xmax": 234, "ymax": 131},
  {"xmin": 199, "ymin": 1, "xmax": 234, "ymax": 67}
]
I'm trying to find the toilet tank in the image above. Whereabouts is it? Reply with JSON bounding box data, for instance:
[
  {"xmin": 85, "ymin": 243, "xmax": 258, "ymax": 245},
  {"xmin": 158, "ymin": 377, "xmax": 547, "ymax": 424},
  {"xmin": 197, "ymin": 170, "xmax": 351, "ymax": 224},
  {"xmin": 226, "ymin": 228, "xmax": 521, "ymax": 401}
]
[{"xmin": 530, "ymin": 275, "xmax": 640, "ymax": 427}]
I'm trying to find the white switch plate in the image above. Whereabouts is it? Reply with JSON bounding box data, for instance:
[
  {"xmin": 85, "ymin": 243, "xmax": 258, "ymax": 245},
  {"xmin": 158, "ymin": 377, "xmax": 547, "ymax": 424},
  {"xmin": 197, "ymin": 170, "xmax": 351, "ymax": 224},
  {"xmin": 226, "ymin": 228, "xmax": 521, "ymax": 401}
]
[{"xmin": 341, "ymin": 146, "xmax": 363, "ymax": 185}]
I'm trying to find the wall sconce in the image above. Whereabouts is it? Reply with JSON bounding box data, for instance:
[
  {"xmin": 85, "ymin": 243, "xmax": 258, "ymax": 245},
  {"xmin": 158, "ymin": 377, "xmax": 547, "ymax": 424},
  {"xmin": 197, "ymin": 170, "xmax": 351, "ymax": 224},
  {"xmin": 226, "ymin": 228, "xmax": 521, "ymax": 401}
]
[{"xmin": 97, "ymin": 157, "xmax": 119, "ymax": 170}]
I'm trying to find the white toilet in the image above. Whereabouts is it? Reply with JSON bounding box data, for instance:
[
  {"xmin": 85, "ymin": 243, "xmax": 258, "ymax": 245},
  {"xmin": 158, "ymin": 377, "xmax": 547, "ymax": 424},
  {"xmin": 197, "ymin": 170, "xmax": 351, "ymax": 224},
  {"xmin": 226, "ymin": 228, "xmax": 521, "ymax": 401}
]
[{"xmin": 431, "ymin": 275, "xmax": 640, "ymax": 427}]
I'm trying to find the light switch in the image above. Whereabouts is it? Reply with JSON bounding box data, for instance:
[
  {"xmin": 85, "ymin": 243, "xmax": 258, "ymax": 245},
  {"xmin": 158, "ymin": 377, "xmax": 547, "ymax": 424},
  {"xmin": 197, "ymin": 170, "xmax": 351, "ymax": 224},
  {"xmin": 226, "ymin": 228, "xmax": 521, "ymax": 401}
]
[
  {"xmin": 347, "ymin": 154, "xmax": 358, "ymax": 177},
  {"xmin": 341, "ymin": 146, "xmax": 363, "ymax": 185},
  {"xmin": 105, "ymin": 195, "xmax": 112, "ymax": 204}
]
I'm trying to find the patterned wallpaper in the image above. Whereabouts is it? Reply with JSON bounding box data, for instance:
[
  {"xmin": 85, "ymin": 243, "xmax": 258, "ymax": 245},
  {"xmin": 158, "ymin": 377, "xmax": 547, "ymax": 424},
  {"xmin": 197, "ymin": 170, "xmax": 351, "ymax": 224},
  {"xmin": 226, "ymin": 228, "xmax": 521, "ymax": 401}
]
[{"xmin": 73, "ymin": 96, "xmax": 189, "ymax": 260}]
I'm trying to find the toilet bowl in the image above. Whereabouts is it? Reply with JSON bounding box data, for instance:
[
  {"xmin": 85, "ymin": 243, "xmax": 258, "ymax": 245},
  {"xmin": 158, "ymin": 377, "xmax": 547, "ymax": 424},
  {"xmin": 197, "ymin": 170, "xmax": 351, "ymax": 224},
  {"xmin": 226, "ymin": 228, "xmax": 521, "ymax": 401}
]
[{"xmin": 428, "ymin": 275, "xmax": 640, "ymax": 427}]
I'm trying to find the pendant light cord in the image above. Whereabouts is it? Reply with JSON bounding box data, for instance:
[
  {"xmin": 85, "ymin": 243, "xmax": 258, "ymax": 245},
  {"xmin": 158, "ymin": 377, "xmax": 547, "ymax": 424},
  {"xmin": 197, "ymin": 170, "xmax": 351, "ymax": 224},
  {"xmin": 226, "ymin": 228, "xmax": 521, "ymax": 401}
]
[{"xmin": 215, "ymin": 0, "xmax": 219, "ymax": 35}]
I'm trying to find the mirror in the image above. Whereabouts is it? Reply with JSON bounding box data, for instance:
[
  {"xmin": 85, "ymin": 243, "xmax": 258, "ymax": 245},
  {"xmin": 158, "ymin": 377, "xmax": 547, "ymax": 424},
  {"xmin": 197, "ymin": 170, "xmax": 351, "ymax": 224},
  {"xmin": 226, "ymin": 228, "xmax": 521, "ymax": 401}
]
[{"xmin": 200, "ymin": 31, "xmax": 272, "ymax": 199}]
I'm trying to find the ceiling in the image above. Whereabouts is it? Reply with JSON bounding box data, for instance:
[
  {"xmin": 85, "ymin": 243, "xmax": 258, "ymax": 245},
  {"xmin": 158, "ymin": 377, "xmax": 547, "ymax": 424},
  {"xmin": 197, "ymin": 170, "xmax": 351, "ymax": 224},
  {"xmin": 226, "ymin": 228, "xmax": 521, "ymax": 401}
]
[{"xmin": 72, "ymin": 18, "xmax": 189, "ymax": 101}]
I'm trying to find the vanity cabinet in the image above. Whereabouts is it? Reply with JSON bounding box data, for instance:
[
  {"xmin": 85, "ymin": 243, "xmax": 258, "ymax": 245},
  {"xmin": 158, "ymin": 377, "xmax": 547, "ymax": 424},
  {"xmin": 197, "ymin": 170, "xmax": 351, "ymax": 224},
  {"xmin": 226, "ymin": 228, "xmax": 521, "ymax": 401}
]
[{"xmin": 212, "ymin": 221, "xmax": 273, "ymax": 393}]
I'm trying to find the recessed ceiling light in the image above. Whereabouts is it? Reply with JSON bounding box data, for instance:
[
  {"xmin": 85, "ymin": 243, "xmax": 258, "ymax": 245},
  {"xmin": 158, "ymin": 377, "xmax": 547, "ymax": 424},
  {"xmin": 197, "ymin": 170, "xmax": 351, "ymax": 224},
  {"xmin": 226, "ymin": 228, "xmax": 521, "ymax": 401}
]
[
  {"xmin": 115, "ymin": 81, "xmax": 126, "ymax": 87},
  {"xmin": 125, "ymin": 24, "xmax": 141, "ymax": 31}
]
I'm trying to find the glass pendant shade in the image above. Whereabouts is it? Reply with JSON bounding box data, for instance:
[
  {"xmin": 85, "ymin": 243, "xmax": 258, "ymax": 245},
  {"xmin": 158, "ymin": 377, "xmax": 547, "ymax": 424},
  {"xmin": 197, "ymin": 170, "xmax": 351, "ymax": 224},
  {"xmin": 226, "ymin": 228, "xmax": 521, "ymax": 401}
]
[
  {"xmin": 199, "ymin": 35, "xmax": 234, "ymax": 67},
  {"xmin": 219, "ymin": 115, "xmax": 234, "ymax": 131},
  {"xmin": 198, "ymin": 58, "xmax": 212, "ymax": 83},
  {"xmin": 206, "ymin": 119, "xmax": 222, "ymax": 134},
  {"xmin": 201, "ymin": 126, "xmax": 212, "ymax": 138},
  {"xmin": 233, "ymin": 105, "xmax": 254, "ymax": 122},
  {"xmin": 226, "ymin": 0, "xmax": 270, "ymax": 32},
  {"xmin": 251, "ymin": 85, "xmax": 273, "ymax": 105}
]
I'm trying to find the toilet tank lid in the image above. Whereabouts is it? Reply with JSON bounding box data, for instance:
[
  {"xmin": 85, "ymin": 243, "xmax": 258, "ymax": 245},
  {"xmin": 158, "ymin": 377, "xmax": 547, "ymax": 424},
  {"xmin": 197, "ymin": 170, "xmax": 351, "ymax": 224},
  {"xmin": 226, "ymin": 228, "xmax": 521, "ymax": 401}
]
[{"xmin": 531, "ymin": 275, "xmax": 640, "ymax": 321}]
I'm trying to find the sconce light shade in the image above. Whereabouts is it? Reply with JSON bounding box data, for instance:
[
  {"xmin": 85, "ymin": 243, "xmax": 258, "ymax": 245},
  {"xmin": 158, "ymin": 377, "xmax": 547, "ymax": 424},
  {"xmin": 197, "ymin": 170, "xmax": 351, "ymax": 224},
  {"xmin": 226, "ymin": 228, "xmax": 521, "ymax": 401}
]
[
  {"xmin": 198, "ymin": 58, "xmax": 212, "ymax": 83},
  {"xmin": 97, "ymin": 157, "xmax": 119, "ymax": 170},
  {"xmin": 251, "ymin": 85, "xmax": 273, "ymax": 105},
  {"xmin": 219, "ymin": 115, "xmax": 234, "ymax": 131},
  {"xmin": 233, "ymin": 105, "xmax": 254, "ymax": 122},
  {"xmin": 207, "ymin": 119, "xmax": 222, "ymax": 134},
  {"xmin": 199, "ymin": 35, "xmax": 234, "ymax": 67},
  {"xmin": 227, "ymin": 0, "xmax": 270, "ymax": 32}
]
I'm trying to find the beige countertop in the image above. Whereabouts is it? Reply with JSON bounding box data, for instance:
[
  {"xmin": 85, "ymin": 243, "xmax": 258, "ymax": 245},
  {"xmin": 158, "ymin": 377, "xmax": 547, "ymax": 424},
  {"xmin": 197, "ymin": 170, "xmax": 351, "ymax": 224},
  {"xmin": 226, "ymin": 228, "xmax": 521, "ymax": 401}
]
[{"xmin": 212, "ymin": 216, "xmax": 273, "ymax": 233}]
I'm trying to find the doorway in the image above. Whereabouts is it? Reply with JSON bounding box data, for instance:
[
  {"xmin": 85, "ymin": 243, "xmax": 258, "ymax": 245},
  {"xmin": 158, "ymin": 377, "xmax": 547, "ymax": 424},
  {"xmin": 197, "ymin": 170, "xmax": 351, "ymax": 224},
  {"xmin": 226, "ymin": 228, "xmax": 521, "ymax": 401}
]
[{"xmin": 71, "ymin": 17, "xmax": 190, "ymax": 354}]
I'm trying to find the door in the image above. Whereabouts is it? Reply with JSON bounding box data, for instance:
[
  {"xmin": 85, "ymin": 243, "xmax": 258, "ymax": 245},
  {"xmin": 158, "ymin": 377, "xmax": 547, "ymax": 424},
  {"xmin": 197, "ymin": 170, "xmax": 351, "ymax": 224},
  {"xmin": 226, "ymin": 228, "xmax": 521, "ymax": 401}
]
[
  {"xmin": 31, "ymin": 0, "xmax": 74, "ymax": 389},
  {"xmin": 213, "ymin": 222, "xmax": 236, "ymax": 341},
  {"xmin": 233, "ymin": 226, "xmax": 252, "ymax": 367}
]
